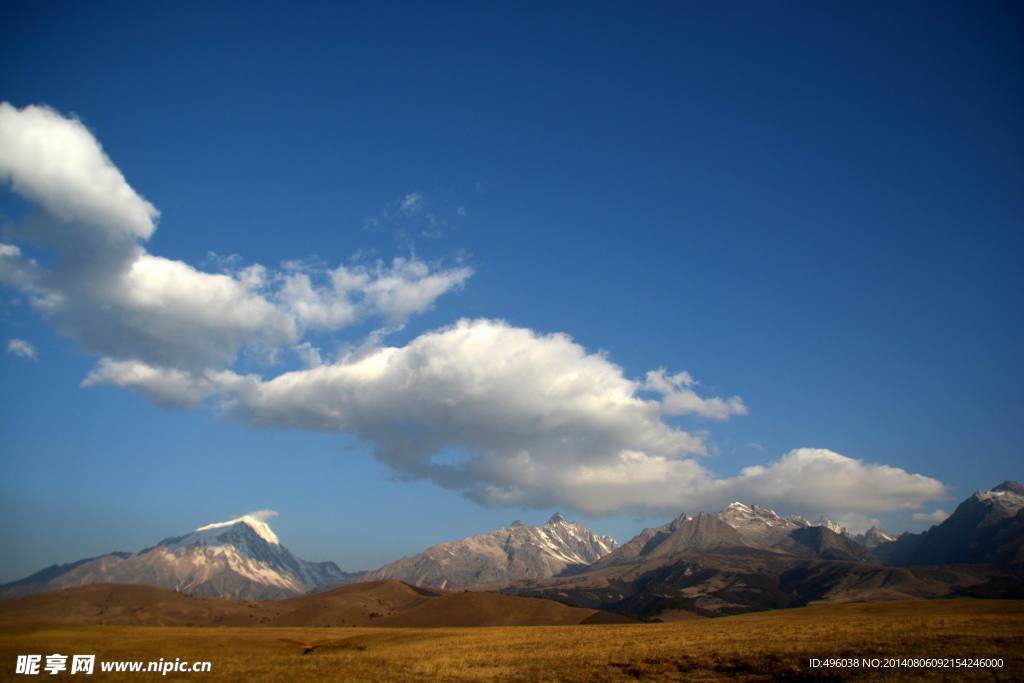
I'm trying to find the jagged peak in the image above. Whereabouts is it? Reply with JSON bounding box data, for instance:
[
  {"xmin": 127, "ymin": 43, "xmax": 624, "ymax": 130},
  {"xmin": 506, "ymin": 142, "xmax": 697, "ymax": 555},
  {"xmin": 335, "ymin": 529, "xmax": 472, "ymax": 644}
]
[
  {"xmin": 972, "ymin": 484, "xmax": 1024, "ymax": 514},
  {"xmin": 717, "ymin": 501, "xmax": 788, "ymax": 532},
  {"xmin": 991, "ymin": 480, "xmax": 1024, "ymax": 496},
  {"xmin": 546, "ymin": 512, "xmax": 567, "ymax": 525},
  {"xmin": 668, "ymin": 512, "xmax": 692, "ymax": 529},
  {"xmin": 194, "ymin": 515, "xmax": 280, "ymax": 545},
  {"xmin": 813, "ymin": 517, "xmax": 846, "ymax": 535}
]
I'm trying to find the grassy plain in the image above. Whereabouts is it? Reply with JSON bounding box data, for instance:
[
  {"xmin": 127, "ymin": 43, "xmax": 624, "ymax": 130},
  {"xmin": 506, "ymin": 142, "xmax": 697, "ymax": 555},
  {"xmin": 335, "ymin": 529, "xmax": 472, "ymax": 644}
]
[{"xmin": 1, "ymin": 599, "xmax": 1021, "ymax": 681}]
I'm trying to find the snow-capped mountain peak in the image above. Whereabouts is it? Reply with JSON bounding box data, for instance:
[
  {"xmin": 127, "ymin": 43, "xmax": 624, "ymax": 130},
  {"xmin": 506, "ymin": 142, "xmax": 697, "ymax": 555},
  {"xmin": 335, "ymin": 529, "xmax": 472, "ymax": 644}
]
[
  {"xmin": 719, "ymin": 502, "xmax": 787, "ymax": 525},
  {"xmin": 787, "ymin": 513, "xmax": 846, "ymax": 535},
  {"xmin": 716, "ymin": 500, "xmax": 857, "ymax": 548},
  {"xmin": 851, "ymin": 525, "xmax": 898, "ymax": 550},
  {"xmin": 973, "ymin": 484, "xmax": 1024, "ymax": 515},
  {"xmin": 194, "ymin": 514, "xmax": 280, "ymax": 544},
  {"xmin": 865, "ymin": 525, "xmax": 897, "ymax": 543},
  {"xmin": 546, "ymin": 512, "xmax": 568, "ymax": 525},
  {"xmin": 814, "ymin": 517, "xmax": 847, "ymax": 535},
  {"xmin": 0, "ymin": 514, "xmax": 354, "ymax": 601},
  {"xmin": 717, "ymin": 501, "xmax": 792, "ymax": 540},
  {"xmin": 360, "ymin": 515, "xmax": 617, "ymax": 589}
]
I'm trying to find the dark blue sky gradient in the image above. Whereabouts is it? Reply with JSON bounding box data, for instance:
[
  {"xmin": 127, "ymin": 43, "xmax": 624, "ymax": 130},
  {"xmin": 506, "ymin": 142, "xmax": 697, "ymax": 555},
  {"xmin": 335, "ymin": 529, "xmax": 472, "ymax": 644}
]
[{"xmin": 0, "ymin": 1, "xmax": 1021, "ymax": 580}]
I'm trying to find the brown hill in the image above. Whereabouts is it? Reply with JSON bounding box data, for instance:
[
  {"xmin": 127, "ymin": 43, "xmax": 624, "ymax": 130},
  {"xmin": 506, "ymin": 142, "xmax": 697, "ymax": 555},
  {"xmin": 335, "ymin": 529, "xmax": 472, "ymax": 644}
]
[
  {"xmin": 0, "ymin": 580, "xmax": 630, "ymax": 628},
  {"xmin": 0, "ymin": 584, "xmax": 263, "ymax": 627},
  {"xmin": 266, "ymin": 580, "xmax": 441, "ymax": 626},
  {"xmin": 375, "ymin": 589, "xmax": 623, "ymax": 627}
]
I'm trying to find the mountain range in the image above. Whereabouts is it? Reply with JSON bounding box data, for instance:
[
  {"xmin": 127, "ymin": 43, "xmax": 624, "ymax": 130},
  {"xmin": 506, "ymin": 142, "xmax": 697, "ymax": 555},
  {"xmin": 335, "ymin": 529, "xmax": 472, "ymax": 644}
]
[
  {"xmin": 3, "ymin": 482, "xmax": 1022, "ymax": 620},
  {"xmin": 0, "ymin": 512, "xmax": 616, "ymax": 600},
  {"xmin": 358, "ymin": 513, "xmax": 617, "ymax": 589},
  {"xmin": 506, "ymin": 481, "xmax": 1024, "ymax": 618},
  {"xmin": 875, "ymin": 480, "xmax": 1024, "ymax": 566}
]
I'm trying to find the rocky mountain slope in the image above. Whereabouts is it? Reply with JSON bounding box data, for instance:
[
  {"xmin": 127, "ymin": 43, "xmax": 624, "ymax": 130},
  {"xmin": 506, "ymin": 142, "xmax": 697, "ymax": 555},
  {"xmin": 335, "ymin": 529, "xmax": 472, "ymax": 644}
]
[
  {"xmin": 877, "ymin": 481, "xmax": 1024, "ymax": 566},
  {"xmin": 506, "ymin": 486, "xmax": 1024, "ymax": 619},
  {"xmin": 0, "ymin": 514, "xmax": 357, "ymax": 600},
  {"xmin": 359, "ymin": 513, "xmax": 617, "ymax": 590},
  {"xmin": 851, "ymin": 526, "xmax": 898, "ymax": 550}
]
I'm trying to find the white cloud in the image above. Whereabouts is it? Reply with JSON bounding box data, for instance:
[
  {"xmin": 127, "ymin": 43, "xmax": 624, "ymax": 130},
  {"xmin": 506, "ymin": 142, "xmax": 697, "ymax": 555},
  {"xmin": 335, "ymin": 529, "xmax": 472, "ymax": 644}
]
[
  {"xmin": 400, "ymin": 191, "xmax": 424, "ymax": 215},
  {"xmin": 644, "ymin": 368, "xmax": 747, "ymax": 420},
  {"xmin": 465, "ymin": 445, "xmax": 946, "ymax": 517},
  {"xmin": 912, "ymin": 509, "xmax": 950, "ymax": 523},
  {"xmin": 293, "ymin": 342, "xmax": 323, "ymax": 368},
  {"xmin": 85, "ymin": 254, "xmax": 297, "ymax": 369},
  {"xmin": 357, "ymin": 257, "xmax": 472, "ymax": 323},
  {"xmin": 0, "ymin": 102, "xmax": 950, "ymax": 523},
  {"xmin": 0, "ymin": 243, "xmax": 48, "ymax": 303},
  {"xmin": 221, "ymin": 319, "xmax": 706, "ymax": 465},
  {"xmin": 153, "ymin": 318, "xmax": 940, "ymax": 518},
  {"xmin": 246, "ymin": 509, "xmax": 278, "ymax": 522},
  {"xmin": 724, "ymin": 448, "xmax": 946, "ymax": 515},
  {"xmin": 279, "ymin": 257, "xmax": 472, "ymax": 331},
  {"xmin": 6, "ymin": 338, "xmax": 36, "ymax": 359},
  {"xmin": 0, "ymin": 102, "xmax": 469, "ymax": 372},
  {"xmin": 0, "ymin": 103, "xmax": 158, "ymax": 240},
  {"xmin": 81, "ymin": 358, "xmax": 249, "ymax": 409}
]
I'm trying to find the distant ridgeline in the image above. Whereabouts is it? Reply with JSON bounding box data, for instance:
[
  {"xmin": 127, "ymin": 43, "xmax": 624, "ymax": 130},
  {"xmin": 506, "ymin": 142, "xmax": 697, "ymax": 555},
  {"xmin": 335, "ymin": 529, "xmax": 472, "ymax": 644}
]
[{"xmin": 2, "ymin": 482, "xmax": 1022, "ymax": 621}]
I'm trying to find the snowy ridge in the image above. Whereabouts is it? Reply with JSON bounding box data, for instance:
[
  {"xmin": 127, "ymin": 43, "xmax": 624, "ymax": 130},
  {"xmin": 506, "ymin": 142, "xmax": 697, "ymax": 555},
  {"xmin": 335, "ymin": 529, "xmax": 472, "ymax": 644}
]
[
  {"xmin": 718, "ymin": 502, "xmax": 793, "ymax": 537},
  {"xmin": 1, "ymin": 514, "xmax": 352, "ymax": 600},
  {"xmin": 716, "ymin": 501, "xmax": 838, "ymax": 542},
  {"xmin": 974, "ymin": 488, "xmax": 1024, "ymax": 515},
  {"xmin": 786, "ymin": 514, "xmax": 846, "ymax": 535},
  {"xmin": 151, "ymin": 516, "xmax": 349, "ymax": 595},
  {"xmin": 715, "ymin": 500, "xmax": 899, "ymax": 550},
  {"xmin": 360, "ymin": 513, "xmax": 617, "ymax": 589},
  {"xmin": 194, "ymin": 515, "xmax": 280, "ymax": 544}
]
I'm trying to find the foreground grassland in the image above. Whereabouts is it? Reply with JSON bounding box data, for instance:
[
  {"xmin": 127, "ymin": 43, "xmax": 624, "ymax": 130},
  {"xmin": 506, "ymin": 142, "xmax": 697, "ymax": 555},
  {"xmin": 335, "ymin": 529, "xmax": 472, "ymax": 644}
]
[{"xmin": 1, "ymin": 600, "xmax": 1022, "ymax": 681}]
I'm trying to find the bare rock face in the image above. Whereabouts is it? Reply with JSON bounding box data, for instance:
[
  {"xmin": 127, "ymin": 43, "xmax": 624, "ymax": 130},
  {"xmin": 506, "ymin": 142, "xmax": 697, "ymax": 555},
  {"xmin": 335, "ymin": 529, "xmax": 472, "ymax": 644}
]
[
  {"xmin": 0, "ymin": 515, "xmax": 356, "ymax": 600},
  {"xmin": 358, "ymin": 513, "xmax": 617, "ymax": 590},
  {"xmin": 717, "ymin": 502, "xmax": 798, "ymax": 543},
  {"xmin": 504, "ymin": 486, "xmax": 1024, "ymax": 620},
  {"xmin": 851, "ymin": 526, "xmax": 898, "ymax": 550},
  {"xmin": 876, "ymin": 481, "xmax": 1024, "ymax": 566},
  {"xmin": 788, "ymin": 526, "xmax": 874, "ymax": 563}
]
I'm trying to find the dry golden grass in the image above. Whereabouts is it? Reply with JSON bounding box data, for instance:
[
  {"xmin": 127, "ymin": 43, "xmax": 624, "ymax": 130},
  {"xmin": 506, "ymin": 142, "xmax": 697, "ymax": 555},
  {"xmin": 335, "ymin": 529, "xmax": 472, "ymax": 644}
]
[{"xmin": 1, "ymin": 599, "xmax": 1021, "ymax": 681}]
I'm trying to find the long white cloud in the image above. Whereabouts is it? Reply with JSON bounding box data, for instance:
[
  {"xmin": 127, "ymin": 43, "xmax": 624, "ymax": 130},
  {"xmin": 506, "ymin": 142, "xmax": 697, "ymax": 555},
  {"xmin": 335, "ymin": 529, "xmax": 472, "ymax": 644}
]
[
  {"xmin": 0, "ymin": 103, "xmax": 470, "ymax": 371},
  {"xmin": 0, "ymin": 101, "xmax": 949, "ymax": 520},
  {"xmin": 84, "ymin": 319, "xmax": 946, "ymax": 517}
]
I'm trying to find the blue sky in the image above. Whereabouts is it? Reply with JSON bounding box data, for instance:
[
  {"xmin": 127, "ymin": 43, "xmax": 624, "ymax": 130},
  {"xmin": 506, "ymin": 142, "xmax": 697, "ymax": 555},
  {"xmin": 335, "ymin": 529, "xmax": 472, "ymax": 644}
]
[{"xmin": 0, "ymin": 1, "xmax": 1021, "ymax": 581}]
